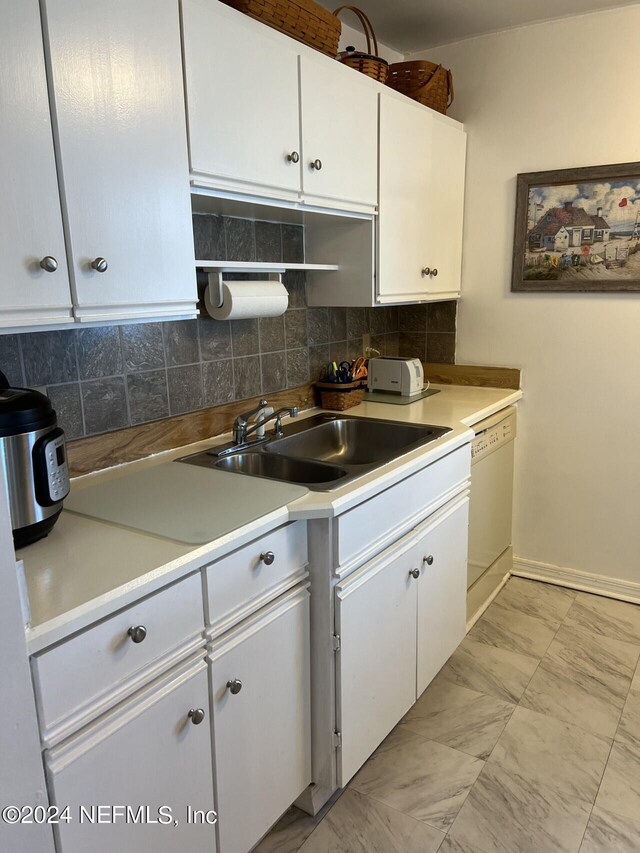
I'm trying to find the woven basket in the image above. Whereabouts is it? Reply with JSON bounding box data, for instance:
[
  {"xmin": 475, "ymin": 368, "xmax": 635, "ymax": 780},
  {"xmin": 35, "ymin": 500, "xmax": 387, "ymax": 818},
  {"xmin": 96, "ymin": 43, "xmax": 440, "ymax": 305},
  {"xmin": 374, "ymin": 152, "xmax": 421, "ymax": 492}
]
[
  {"xmin": 334, "ymin": 6, "xmax": 389, "ymax": 83},
  {"xmin": 316, "ymin": 380, "xmax": 365, "ymax": 411},
  {"xmin": 387, "ymin": 60, "xmax": 454, "ymax": 114},
  {"xmin": 222, "ymin": 0, "xmax": 341, "ymax": 57}
]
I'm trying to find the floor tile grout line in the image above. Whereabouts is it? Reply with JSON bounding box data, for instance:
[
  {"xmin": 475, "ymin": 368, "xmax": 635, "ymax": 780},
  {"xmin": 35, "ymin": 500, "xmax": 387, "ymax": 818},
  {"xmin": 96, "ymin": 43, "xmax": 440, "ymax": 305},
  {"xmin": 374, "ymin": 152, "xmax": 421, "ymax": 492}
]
[{"xmin": 345, "ymin": 784, "xmax": 453, "ymax": 839}]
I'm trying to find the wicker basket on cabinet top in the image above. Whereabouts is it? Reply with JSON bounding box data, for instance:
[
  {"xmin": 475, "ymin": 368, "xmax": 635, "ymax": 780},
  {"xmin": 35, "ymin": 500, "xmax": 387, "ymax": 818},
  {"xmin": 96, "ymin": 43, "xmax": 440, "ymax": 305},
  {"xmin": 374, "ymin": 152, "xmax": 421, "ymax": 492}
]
[
  {"xmin": 334, "ymin": 5, "xmax": 388, "ymax": 83},
  {"xmin": 221, "ymin": 0, "xmax": 342, "ymax": 56},
  {"xmin": 387, "ymin": 60, "xmax": 454, "ymax": 115}
]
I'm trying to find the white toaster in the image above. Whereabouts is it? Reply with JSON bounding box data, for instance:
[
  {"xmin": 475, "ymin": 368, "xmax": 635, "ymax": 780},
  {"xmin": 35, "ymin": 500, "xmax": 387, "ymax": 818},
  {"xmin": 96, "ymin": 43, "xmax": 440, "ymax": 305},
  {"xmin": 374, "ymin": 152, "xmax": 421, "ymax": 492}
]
[{"xmin": 367, "ymin": 357, "xmax": 424, "ymax": 396}]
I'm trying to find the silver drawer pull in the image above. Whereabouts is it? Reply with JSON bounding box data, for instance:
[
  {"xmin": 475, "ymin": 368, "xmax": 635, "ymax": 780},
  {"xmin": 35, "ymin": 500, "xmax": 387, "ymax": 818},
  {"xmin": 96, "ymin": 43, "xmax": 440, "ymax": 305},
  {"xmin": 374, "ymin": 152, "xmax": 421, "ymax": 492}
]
[
  {"xmin": 310, "ymin": 158, "xmax": 322, "ymax": 170},
  {"xmin": 91, "ymin": 257, "xmax": 108, "ymax": 273},
  {"xmin": 188, "ymin": 708, "xmax": 206, "ymax": 725},
  {"xmin": 127, "ymin": 625, "xmax": 147, "ymax": 644},
  {"xmin": 226, "ymin": 679, "xmax": 242, "ymax": 695},
  {"xmin": 40, "ymin": 256, "xmax": 58, "ymax": 273},
  {"xmin": 409, "ymin": 568, "xmax": 420, "ymax": 580},
  {"xmin": 287, "ymin": 151, "xmax": 300, "ymax": 163},
  {"xmin": 423, "ymin": 555, "xmax": 434, "ymax": 566},
  {"xmin": 431, "ymin": 268, "xmax": 438, "ymax": 277},
  {"xmin": 260, "ymin": 551, "xmax": 275, "ymax": 566},
  {"xmin": 421, "ymin": 267, "xmax": 431, "ymax": 277}
]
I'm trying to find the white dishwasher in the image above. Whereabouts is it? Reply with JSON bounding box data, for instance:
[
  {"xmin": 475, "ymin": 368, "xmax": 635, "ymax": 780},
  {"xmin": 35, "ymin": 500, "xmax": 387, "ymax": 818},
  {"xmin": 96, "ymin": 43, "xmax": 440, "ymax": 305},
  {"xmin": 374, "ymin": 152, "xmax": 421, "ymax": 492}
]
[{"xmin": 467, "ymin": 406, "xmax": 516, "ymax": 589}]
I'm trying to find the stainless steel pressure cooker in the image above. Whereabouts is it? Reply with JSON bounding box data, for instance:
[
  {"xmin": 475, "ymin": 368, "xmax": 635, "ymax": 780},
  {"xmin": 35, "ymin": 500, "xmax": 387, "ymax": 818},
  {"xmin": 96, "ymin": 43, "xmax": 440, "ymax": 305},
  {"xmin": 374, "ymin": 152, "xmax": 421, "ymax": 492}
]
[{"xmin": 0, "ymin": 371, "xmax": 70, "ymax": 548}]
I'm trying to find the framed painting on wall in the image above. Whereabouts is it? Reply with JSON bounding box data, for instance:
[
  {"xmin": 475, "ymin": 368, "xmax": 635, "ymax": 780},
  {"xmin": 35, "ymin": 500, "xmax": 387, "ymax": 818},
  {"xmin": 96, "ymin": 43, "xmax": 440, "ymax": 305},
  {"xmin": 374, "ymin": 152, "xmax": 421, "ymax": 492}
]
[{"xmin": 511, "ymin": 161, "xmax": 640, "ymax": 292}]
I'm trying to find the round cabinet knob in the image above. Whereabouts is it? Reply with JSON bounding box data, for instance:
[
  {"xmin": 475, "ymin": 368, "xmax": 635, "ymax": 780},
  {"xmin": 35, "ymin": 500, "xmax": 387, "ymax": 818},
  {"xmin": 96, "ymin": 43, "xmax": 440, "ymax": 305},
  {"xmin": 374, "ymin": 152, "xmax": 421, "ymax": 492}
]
[
  {"xmin": 310, "ymin": 158, "xmax": 322, "ymax": 171},
  {"xmin": 226, "ymin": 678, "xmax": 243, "ymax": 695},
  {"xmin": 409, "ymin": 568, "xmax": 420, "ymax": 580},
  {"xmin": 423, "ymin": 555, "xmax": 434, "ymax": 566},
  {"xmin": 127, "ymin": 625, "xmax": 147, "ymax": 644},
  {"xmin": 431, "ymin": 268, "xmax": 438, "ymax": 277},
  {"xmin": 39, "ymin": 256, "xmax": 58, "ymax": 273},
  {"xmin": 188, "ymin": 708, "xmax": 206, "ymax": 725},
  {"xmin": 421, "ymin": 267, "xmax": 431, "ymax": 277},
  {"xmin": 91, "ymin": 257, "xmax": 108, "ymax": 273},
  {"xmin": 260, "ymin": 551, "xmax": 275, "ymax": 566},
  {"xmin": 287, "ymin": 151, "xmax": 300, "ymax": 163}
]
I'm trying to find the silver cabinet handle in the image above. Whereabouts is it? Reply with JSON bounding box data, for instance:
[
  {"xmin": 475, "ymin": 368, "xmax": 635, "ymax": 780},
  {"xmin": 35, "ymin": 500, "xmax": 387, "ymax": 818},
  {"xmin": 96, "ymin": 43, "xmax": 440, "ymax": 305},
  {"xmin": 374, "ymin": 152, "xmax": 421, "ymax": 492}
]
[
  {"xmin": 423, "ymin": 555, "xmax": 434, "ymax": 566},
  {"xmin": 409, "ymin": 568, "xmax": 420, "ymax": 579},
  {"xmin": 287, "ymin": 151, "xmax": 300, "ymax": 163},
  {"xmin": 421, "ymin": 267, "xmax": 431, "ymax": 277},
  {"xmin": 188, "ymin": 708, "xmax": 206, "ymax": 725},
  {"xmin": 40, "ymin": 256, "xmax": 58, "ymax": 273},
  {"xmin": 260, "ymin": 551, "xmax": 275, "ymax": 566},
  {"xmin": 226, "ymin": 678, "xmax": 242, "ymax": 695},
  {"xmin": 431, "ymin": 269, "xmax": 438, "ymax": 277},
  {"xmin": 127, "ymin": 625, "xmax": 147, "ymax": 644},
  {"xmin": 310, "ymin": 158, "xmax": 322, "ymax": 170},
  {"xmin": 91, "ymin": 257, "xmax": 108, "ymax": 272}
]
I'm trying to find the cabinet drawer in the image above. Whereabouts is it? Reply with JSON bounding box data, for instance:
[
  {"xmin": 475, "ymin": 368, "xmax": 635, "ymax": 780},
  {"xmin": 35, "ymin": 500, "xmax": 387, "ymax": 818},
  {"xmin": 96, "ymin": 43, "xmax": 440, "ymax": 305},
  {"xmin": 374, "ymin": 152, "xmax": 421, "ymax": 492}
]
[
  {"xmin": 205, "ymin": 521, "xmax": 307, "ymax": 636},
  {"xmin": 33, "ymin": 573, "xmax": 204, "ymax": 746},
  {"xmin": 336, "ymin": 445, "xmax": 471, "ymax": 576}
]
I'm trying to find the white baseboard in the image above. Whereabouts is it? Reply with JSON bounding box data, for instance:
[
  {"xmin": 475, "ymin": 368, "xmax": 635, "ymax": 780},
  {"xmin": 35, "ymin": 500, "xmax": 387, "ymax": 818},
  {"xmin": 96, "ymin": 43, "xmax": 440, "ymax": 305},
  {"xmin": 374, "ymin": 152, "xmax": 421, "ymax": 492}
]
[{"xmin": 512, "ymin": 556, "xmax": 640, "ymax": 605}]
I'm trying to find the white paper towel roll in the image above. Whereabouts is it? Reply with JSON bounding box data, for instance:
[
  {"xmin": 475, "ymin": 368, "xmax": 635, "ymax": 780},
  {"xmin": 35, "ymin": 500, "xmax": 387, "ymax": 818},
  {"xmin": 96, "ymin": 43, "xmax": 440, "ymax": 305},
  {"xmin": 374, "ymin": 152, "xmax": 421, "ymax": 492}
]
[{"xmin": 204, "ymin": 279, "xmax": 289, "ymax": 320}]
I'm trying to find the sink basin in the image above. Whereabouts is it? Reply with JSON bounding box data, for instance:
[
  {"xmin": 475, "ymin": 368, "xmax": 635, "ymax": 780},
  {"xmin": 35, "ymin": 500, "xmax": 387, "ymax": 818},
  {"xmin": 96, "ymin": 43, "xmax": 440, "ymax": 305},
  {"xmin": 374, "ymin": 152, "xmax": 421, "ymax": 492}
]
[
  {"xmin": 265, "ymin": 414, "xmax": 450, "ymax": 467},
  {"xmin": 213, "ymin": 452, "xmax": 347, "ymax": 487},
  {"xmin": 177, "ymin": 413, "xmax": 451, "ymax": 491}
]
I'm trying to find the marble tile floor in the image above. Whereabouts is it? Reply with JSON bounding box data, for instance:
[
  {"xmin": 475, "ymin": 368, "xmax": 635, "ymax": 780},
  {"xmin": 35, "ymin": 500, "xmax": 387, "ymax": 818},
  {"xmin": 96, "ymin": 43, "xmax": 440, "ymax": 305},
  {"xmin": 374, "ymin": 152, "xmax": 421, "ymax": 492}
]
[{"xmin": 254, "ymin": 578, "xmax": 640, "ymax": 853}]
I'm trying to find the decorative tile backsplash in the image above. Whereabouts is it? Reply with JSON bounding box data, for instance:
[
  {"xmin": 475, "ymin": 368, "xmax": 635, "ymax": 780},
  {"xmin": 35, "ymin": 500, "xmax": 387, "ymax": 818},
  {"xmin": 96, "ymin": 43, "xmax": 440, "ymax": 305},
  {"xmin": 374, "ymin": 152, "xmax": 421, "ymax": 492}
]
[{"xmin": 0, "ymin": 215, "xmax": 456, "ymax": 441}]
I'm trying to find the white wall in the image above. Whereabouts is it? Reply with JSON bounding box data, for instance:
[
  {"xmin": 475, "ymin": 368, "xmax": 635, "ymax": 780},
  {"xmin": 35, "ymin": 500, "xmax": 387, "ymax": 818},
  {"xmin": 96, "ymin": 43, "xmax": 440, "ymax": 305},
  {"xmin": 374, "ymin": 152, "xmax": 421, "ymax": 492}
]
[
  {"xmin": 411, "ymin": 6, "xmax": 640, "ymax": 588},
  {"xmin": 338, "ymin": 19, "xmax": 404, "ymax": 64}
]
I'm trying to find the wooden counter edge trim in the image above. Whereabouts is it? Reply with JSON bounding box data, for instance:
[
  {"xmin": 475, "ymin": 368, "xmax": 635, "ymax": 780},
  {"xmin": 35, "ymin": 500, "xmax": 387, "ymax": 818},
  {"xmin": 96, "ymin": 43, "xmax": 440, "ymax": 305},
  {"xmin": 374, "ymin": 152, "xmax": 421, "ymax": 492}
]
[
  {"xmin": 67, "ymin": 381, "xmax": 318, "ymax": 477},
  {"xmin": 423, "ymin": 363, "xmax": 521, "ymax": 390}
]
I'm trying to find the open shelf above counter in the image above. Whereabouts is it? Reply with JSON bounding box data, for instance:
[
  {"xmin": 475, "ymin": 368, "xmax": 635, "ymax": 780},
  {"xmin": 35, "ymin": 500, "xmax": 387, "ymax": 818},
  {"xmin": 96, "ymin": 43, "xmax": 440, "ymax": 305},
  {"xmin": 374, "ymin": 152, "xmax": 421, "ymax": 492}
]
[{"xmin": 195, "ymin": 260, "xmax": 339, "ymax": 273}]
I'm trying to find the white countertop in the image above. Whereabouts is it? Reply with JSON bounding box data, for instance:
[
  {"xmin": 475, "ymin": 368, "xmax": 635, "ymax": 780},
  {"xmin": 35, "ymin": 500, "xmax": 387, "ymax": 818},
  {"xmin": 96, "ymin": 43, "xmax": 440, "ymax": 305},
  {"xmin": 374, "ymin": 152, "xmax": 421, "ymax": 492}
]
[{"xmin": 19, "ymin": 383, "xmax": 521, "ymax": 653}]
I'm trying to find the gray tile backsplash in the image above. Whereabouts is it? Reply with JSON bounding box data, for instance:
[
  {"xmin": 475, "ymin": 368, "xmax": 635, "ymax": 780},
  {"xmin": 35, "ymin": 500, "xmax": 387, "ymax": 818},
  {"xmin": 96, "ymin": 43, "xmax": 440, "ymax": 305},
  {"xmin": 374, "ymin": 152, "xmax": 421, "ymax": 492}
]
[{"xmin": 1, "ymin": 214, "xmax": 455, "ymax": 441}]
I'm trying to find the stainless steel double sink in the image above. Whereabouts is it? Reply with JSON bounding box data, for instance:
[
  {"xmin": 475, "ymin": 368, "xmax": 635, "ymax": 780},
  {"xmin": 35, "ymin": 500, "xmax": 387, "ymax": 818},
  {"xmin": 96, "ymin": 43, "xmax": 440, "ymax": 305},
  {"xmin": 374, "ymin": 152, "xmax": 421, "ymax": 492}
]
[{"xmin": 178, "ymin": 413, "xmax": 451, "ymax": 491}]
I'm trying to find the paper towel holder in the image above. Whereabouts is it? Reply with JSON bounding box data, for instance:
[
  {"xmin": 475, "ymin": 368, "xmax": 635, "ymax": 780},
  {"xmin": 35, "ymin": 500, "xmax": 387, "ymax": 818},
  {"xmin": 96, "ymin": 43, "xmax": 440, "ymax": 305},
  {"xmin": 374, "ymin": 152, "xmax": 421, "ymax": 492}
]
[{"xmin": 206, "ymin": 271, "xmax": 283, "ymax": 310}]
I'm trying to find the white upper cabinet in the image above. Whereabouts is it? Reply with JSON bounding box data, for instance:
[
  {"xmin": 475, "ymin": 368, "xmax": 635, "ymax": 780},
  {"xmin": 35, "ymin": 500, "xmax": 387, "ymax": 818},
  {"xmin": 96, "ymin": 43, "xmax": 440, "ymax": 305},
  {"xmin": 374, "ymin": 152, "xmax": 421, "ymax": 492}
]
[
  {"xmin": 182, "ymin": 0, "xmax": 302, "ymax": 199},
  {"xmin": 0, "ymin": 0, "xmax": 72, "ymax": 329},
  {"xmin": 378, "ymin": 91, "xmax": 466, "ymax": 303},
  {"xmin": 43, "ymin": 0, "xmax": 197, "ymax": 323},
  {"xmin": 181, "ymin": 1, "xmax": 378, "ymax": 211},
  {"xmin": 300, "ymin": 55, "xmax": 377, "ymax": 210}
]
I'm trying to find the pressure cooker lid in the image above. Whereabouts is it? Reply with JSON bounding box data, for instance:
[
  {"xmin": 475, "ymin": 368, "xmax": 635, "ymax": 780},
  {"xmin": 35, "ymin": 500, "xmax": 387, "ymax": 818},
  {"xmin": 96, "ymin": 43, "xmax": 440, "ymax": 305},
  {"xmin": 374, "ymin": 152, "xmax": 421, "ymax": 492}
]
[{"xmin": 0, "ymin": 387, "xmax": 55, "ymax": 436}]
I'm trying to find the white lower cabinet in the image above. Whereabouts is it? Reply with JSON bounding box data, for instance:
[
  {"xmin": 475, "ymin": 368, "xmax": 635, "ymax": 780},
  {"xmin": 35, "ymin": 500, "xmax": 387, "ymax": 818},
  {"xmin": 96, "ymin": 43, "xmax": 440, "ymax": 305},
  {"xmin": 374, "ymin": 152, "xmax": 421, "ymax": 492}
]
[
  {"xmin": 335, "ymin": 534, "xmax": 418, "ymax": 786},
  {"xmin": 335, "ymin": 494, "xmax": 469, "ymax": 786},
  {"xmin": 46, "ymin": 662, "xmax": 216, "ymax": 853},
  {"xmin": 416, "ymin": 497, "xmax": 469, "ymax": 694},
  {"xmin": 209, "ymin": 586, "xmax": 311, "ymax": 853}
]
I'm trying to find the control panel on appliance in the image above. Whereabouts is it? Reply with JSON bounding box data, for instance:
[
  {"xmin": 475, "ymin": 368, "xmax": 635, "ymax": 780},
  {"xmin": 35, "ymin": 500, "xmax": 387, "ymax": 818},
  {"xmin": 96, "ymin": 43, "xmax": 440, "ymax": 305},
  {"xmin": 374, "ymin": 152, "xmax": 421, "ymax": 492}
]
[
  {"xmin": 471, "ymin": 419, "xmax": 513, "ymax": 461},
  {"xmin": 34, "ymin": 428, "xmax": 70, "ymax": 506}
]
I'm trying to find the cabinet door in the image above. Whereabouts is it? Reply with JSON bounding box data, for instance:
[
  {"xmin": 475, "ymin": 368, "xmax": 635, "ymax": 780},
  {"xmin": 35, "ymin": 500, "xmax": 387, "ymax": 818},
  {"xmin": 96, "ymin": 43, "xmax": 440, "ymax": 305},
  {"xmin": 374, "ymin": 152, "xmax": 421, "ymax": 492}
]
[
  {"xmin": 378, "ymin": 92, "xmax": 466, "ymax": 303},
  {"xmin": 0, "ymin": 0, "xmax": 72, "ymax": 329},
  {"xmin": 182, "ymin": 0, "xmax": 302, "ymax": 198},
  {"xmin": 424, "ymin": 116, "xmax": 467, "ymax": 299},
  {"xmin": 42, "ymin": 0, "xmax": 197, "ymax": 323},
  {"xmin": 416, "ymin": 496, "xmax": 469, "ymax": 696},
  {"xmin": 300, "ymin": 56, "xmax": 377, "ymax": 209},
  {"xmin": 335, "ymin": 534, "xmax": 419, "ymax": 786},
  {"xmin": 46, "ymin": 664, "xmax": 216, "ymax": 853},
  {"xmin": 210, "ymin": 587, "xmax": 311, "ymax": 853}
]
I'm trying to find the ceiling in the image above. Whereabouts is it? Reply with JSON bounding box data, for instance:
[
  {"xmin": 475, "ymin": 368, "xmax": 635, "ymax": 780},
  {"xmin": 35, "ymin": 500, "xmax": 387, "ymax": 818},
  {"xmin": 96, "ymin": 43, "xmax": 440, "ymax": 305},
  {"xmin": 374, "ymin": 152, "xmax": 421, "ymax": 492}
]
[{"xmin": 323, "ymin": 0, "xmax": 640, "ymax": 53}]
